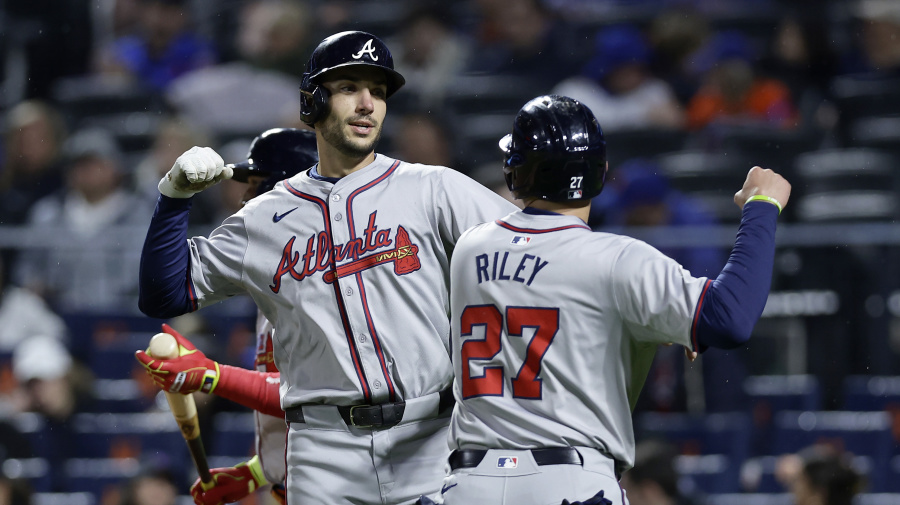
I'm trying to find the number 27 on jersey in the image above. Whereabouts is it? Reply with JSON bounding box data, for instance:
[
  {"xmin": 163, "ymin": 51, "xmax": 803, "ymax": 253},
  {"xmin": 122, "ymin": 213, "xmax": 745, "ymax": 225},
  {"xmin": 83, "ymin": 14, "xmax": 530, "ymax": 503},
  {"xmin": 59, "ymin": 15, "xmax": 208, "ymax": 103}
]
[{"xmin": 459, "ymin": 305, "xmax": 559, "ymax": 400}]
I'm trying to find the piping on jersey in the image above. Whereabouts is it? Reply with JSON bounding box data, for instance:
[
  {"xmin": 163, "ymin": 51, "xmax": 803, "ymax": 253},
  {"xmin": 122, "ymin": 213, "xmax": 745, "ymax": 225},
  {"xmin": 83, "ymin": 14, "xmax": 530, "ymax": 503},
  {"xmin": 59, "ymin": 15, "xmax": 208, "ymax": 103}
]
[
  {"xmin": 343, "ymin": 160, "xmax": 403, "ymax": 402},
  {"xmin": 282, "ymin": 184, "xmax": 373, "ymax": 402},
  {"xmin": 495, "ymin": 220, "xmax": 591, "ymax": 234},
  {"xmin": 690, "ymin": 279, "xmax": 713, "ymax": 352}
]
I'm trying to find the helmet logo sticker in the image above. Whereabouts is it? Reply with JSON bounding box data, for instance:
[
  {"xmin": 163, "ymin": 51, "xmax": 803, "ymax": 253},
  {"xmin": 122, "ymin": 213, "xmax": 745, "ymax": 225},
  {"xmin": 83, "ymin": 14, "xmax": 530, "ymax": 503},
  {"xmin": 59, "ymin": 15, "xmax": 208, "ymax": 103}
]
[{"xmin": 352, "ymin": 39, "xmax": 379, "ymax": 61}]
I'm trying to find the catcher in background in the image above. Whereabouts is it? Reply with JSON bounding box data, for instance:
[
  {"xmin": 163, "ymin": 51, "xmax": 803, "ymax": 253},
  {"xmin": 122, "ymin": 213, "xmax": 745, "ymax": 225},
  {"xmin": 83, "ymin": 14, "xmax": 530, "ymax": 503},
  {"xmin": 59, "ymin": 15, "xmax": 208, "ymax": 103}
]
[
  {"xmin": 431, "ymin": 95, "xmax": 790, "ymax": 504},
  {"xmin": 137, "ymin": 128, "xmax": 317, "ymax": 504}
]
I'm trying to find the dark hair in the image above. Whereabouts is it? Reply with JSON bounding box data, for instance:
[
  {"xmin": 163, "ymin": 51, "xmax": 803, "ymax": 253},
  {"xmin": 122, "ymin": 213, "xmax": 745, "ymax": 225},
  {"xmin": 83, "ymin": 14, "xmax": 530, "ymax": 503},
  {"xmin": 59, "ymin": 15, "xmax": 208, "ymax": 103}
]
[
  {"xmin": 627, "ymin": 440, "xmax": 680, "ymax": 498},
  {"xmin": 802, "ymin": 456, "xmax": 863, "ymax": 505}
]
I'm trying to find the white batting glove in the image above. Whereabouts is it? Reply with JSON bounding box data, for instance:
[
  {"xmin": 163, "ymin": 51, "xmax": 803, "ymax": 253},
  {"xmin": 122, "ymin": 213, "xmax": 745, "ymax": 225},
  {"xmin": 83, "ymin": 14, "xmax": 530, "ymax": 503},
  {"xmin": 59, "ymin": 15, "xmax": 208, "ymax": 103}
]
[{"xmin": 158, "ymin": 146, "xmax": 233, "ymax": 199}]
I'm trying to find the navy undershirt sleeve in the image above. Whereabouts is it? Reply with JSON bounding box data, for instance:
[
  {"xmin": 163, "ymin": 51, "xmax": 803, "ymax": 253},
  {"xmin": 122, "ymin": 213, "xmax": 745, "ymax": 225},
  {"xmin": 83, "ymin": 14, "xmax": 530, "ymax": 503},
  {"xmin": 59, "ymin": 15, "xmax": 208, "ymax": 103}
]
[
  {"xmin": 138, "ymin": 195, "xmax": 195, "ymax": 318},
  {"xmin": 696, "ymin": 201, "xmax": 779, "ymax": 350}
]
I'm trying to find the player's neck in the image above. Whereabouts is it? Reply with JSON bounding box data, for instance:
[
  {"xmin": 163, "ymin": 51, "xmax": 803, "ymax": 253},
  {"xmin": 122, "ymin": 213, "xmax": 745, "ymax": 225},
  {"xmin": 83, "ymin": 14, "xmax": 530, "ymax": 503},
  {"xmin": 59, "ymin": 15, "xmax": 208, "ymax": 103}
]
[
  {"xmin": 315, "ymin": 140, "xmax": 376, "ymax": 179},
  {"xmin": 524, "ymin": 199, "xmax": 591, "ymax": 223}
]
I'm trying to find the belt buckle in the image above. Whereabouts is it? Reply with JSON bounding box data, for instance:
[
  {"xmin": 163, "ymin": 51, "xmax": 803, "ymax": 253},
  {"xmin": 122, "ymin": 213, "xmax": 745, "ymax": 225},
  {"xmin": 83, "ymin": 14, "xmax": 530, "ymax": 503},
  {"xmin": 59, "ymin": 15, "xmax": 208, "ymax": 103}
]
[{"xmin": 348, "ymin": 405, "xmax": 376, "ymax": 428}]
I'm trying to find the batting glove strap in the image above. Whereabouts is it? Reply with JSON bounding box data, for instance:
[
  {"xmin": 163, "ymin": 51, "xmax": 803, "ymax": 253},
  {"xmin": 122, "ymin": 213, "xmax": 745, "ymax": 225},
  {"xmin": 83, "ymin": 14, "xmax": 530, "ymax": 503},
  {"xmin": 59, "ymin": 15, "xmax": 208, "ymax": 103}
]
[{"xmin": 200, "ymin": 361, "xmax": 220, "ymax": 394}]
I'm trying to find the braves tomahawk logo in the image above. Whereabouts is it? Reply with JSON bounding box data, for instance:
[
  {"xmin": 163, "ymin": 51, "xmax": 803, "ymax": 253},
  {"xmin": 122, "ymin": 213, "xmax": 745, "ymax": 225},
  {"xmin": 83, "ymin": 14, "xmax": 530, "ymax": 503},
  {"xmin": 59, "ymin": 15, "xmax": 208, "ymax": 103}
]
[
  {"xmin": 351, "ymin": 39, "xmax": 379, "ymax": 61},
  {"xmin": 269, "ymin": 213, "xmax": 420, "ymax": 292}
]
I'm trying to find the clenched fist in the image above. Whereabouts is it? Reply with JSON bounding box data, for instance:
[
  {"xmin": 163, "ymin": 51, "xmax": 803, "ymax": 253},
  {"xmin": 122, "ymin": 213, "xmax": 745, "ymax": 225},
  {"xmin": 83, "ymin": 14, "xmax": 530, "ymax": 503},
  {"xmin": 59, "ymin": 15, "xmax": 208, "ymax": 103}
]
[
  {"xmin": 190, "ymin": 456, "xmax": 268, "ymax": 505},
  {"xmin": 734, "ymin": 166, "xmax": 791, "ymax": 212},
  {"xmin": 158, "ymin": 146, "xmax": 233, "ymax": 198}
]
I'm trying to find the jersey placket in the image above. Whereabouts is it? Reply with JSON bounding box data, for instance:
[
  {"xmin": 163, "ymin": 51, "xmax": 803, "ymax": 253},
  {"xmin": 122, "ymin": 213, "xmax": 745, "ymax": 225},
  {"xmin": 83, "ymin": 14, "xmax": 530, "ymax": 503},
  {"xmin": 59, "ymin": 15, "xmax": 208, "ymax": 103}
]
[{"xmin": 329, "ymin": 182, "xmax": 395, "ymax": 405}]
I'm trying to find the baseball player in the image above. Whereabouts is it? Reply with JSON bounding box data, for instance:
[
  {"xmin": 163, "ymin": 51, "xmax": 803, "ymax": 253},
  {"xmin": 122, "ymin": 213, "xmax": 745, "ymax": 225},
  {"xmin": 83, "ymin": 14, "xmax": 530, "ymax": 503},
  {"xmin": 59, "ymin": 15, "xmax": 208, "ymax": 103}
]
[
  {"xmin": 434, "ymin": 95, "xmax": 790, "ymax": 505},
  {"xmin": 137, "ymin": 31, "xmax": 518, "ymax": 505},
  {"xmin": 137, "ymin": 128, "xmax": 318, "ymax": 504}
]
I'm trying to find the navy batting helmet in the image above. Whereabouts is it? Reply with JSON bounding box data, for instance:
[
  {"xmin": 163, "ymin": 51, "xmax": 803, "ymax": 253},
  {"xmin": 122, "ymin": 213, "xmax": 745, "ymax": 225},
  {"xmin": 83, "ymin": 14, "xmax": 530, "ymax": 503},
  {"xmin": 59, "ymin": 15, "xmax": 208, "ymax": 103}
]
[
  {"xmin": 500, "ymin": 95, "xmax": 607, "ymax": 202},
  {"xmin": 299, "ymin": 31, "xmax": 405, "ymax": 126},
  {"xmin": 230, "ymin": 128, "xmax": 318, "ymax": 194}
]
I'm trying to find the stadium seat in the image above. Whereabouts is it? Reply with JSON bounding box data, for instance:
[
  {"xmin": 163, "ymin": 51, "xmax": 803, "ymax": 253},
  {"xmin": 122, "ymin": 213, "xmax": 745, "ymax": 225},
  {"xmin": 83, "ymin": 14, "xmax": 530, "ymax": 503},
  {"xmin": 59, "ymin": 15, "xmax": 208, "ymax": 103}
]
[
  {"xmin": 63, "ymin": 458, "xmax": 140, "ymax": 497},
  {"xmin": 792, "ymin": 149, "xmax": 900, "ymax": 222},
  {"xmin": 32, "ymin": 492, "xmax": 97, "ymax": 505},
  {"xmin": 702, "ymin": 493, "xmax": 792, "ymax": 505},
  {"xmin": 744, "ymin": 375, "xmax": 822, "ymax": 457},
  {"xmin": 89, "ymin": 333, "xmax": 159, "ymax": 380},
  {"xmin": 88, "ymin": 379, "xmax": 154, "ymax": 413},
  {"xmin": 1, "ymin": 457, "xmax": 51, "ymax": 492},
  {"xmin": 842, "ymin": 375, "xmax": 900, "ymax": 411},
  {"xmin": 635, "ymin": 412, "xmax": 752, "ymax": 493},
  {"xmin": 210, "ymin": 412, "xmax": 256, "ymax": 458},
  {"xmin": 771, "ymin": 411, "xmax": 896, "ymax": 492},
  {"xmin": 70, "ymin": 413, "xmax": 190, "ymax": 472},
  {"xmin": 655, "ymin": 150, "xmax": 749, "ymax": 223}
]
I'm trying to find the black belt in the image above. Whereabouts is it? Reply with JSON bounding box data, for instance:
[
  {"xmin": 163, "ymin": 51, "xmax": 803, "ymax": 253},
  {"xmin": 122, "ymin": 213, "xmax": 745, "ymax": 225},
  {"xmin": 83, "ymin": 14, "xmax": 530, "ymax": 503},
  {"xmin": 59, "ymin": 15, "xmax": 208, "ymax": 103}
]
[
  {"xmin": 285, "ymin": 388, "xmax": 454, "ymax": 428},
  {"xmin": 448, "ymin": 448, "xmax": 583, "ymax": 470}
]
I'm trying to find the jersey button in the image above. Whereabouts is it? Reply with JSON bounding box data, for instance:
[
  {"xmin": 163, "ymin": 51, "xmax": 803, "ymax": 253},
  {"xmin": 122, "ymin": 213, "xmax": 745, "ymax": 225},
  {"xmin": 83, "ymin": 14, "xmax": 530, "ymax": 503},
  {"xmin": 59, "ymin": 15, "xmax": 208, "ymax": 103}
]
[
  {"xmin": 358, "ymin": 334, "xmax": 367, "ymax": 343},
  {"xmin": 345, "ymin": 287, "xmax": 353, "ymax": 296},
  {"xmin": 373, "ymin": 380, "xmax": 382, "ymax": 389},
  {"xmin": 332, "ymin": 194, "xmax": 341, "ymax": 202},
  {"xmin": 334, "ymin": 213, "xmax": 343, "ymax": 221}
]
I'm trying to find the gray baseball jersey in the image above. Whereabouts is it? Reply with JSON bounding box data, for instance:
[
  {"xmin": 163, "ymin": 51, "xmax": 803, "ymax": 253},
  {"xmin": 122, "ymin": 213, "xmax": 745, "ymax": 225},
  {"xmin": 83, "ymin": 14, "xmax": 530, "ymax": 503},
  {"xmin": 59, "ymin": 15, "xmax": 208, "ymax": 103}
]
[
  {"xmin": 186, "ymin": 154, "xmax": 517, "ymax": 408},
  {"xmin": 252, "ymin": 311, "xmax": 286, "ymax": 484},
  {"xmin": 448, "ymin": 210, "xmax": 708, "ymax": 470}
]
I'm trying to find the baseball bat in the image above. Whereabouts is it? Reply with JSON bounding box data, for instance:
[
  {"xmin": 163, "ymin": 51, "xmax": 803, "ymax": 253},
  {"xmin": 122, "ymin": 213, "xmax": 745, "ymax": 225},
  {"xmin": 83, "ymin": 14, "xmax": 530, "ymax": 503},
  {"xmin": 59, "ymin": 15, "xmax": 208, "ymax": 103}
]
[{"xmin": 148, "ymin": 332, "xmax": 214, "ymax": 485}]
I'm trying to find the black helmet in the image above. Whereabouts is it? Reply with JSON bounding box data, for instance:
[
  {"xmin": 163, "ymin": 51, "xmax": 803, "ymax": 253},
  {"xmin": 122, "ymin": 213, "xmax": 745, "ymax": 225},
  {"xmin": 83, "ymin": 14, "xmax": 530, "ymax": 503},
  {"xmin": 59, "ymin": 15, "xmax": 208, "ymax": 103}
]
[
  {"xmin": 500, "ymin": 95, "xmax": 607, "ymax": 202},
  {"xmin": 230, "ymin": 128, "xmax": 318, "ymax": 195},
  {"xmin": 299, "ymin": 31, "xmax": 405, "ymax": 126}
]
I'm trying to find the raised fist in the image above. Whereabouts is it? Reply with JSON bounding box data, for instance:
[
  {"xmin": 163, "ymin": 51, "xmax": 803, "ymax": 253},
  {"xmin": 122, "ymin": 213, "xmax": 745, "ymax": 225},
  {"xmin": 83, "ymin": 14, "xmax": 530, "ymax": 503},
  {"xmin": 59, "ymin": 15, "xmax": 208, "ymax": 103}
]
[
  {"xmin": 734, "ymin": 166, "xmax": 791, "ymax": 212},
  {"xmin": 158, "ymin": 146, "xmax": 233, "ymax": 198}
]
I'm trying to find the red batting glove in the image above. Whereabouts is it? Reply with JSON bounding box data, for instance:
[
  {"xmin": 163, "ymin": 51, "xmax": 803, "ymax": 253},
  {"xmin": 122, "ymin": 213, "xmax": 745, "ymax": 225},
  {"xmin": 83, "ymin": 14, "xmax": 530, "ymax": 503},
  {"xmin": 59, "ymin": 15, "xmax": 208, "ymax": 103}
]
[
  {"xmin": 134, "ymin": 324, "xmax": 220, "ymax": 394},
  {"xmin": 190, "ymin": 455, "xmax": 268, "ymax": 505}
]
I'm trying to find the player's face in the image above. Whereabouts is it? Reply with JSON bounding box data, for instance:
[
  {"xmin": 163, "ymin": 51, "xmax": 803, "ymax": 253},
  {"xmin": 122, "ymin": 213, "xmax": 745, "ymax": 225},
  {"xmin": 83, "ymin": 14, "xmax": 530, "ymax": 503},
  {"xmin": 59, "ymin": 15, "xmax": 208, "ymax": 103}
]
[
  {"xmin": 242, "ymin": 175, "xmax": 267, "ymax": 205},
  {"xmin": 318, "ymin": 68, "xmax": 388, "ymax": 158}
]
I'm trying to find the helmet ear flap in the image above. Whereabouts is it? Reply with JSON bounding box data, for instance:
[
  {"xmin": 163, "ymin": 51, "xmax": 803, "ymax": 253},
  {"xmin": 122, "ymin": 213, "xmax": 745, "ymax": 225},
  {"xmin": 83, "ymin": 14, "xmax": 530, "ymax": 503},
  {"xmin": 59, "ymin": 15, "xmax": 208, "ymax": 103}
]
[{"xmin": 300, "ymin": 74, "xmax": 329, "ymax": 127}]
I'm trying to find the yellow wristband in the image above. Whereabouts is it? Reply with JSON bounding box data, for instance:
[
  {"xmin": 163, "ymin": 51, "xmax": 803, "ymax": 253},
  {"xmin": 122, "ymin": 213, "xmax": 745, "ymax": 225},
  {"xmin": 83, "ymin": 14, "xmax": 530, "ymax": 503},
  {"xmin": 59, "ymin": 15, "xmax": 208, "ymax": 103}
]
[
  {"xmin": 746, "ymin": 194, "xmax": 782, "ymax": 214},
  {"xmin": 246, "ymin": 455, "xmax": 269, "ymax": 487},
  {"xmin": 201, "ymin": 361, "xmax": 220, "ymax": 394}
]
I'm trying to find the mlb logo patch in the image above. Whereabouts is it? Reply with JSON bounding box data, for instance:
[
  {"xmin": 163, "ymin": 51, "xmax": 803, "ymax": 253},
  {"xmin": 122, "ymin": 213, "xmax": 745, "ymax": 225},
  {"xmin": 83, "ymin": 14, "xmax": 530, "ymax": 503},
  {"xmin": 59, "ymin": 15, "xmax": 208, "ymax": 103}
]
[
  {"xmin": 497, "ymin": 457, "xmax": 518, "ymax": 468},
  {"xmin": 568, "ymin": 190, "xmax": 583, "ymax": 199},
  {"xmin": 510, "ymin": 236, "xmax": 531, "ymax": 246}
]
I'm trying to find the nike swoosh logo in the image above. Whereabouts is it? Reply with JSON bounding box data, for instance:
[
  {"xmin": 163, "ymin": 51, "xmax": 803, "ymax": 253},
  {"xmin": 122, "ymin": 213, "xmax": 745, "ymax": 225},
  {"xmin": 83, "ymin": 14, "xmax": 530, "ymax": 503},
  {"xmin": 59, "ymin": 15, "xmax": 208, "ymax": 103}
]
[
  {"xmin": 273, "ymin": 207, "xmax": 298, "ymax": 223},
  {"xmin": 441, "ymin": 483, "xmax": 457, "ymax": 494}
]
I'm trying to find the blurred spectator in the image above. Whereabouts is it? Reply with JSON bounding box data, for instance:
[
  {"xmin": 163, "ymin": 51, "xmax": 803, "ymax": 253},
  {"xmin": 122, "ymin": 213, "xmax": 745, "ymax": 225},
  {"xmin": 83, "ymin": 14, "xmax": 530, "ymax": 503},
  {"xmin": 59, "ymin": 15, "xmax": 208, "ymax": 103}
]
[
  {"xmin": 12, "ymin": 128, "xmax": 152, "ymax": 313},
  {"xmin": 3, "ymin": 0, "xmax": 92, "ymax": 100},
  {"xmin": 552, "ymin": 25, "xmax": 684, "ymax": 131},
  {"xmin": 389, "ymin": 4, "xmax": 471, "ymax": 109},
  {"xmin": 776, "ymin": 445, "xmax": 864, "ymax": 505},
  {"xmin": 686, "ymin": 31, "xmax": 798, "ymax": 130},
  {"xmin": 846, "ymin": 0, "xmax": 900, "ymax": 76},
  {"xmin": 131, "ymin": 116, "xmax": 221, "ymax": 228},
  {"xmin": 600, "ymin": 160, "xmax": 725, "ymax": 277},
  {"xmin": 0, "ymin": 101, "xmax": 67, "ymax": 225},
  {"xmin": 12, "ymin": 335, "xmax": 92, "ymax": 490},
  {"xmin": 0, "ymin": 252, "xmax": 67, "ymax": 353},
  {"xmin": 465, "ymin": 0, "xmax": 585, "ymax": 87},
  {"xmin": 761, "ymin": 13, "xmax": 838, "ymax": 100},
  {"xmin": 164, "ymin": 1, "xmax": 311, "ymax": 138},
  {"xmin": 236, "ymin": 0, "xmax": 316, "ymax": 80},
  {"xmin": 98, "ymin": 0, "xmax": 216, "ymax": 91},
  {"xmin": 621, "ymin": 440, "xmax": 698, "ymax": 505},
  {"xmin": 115, "ymin": 467, "xmax": 179, "ymax": 505},
  {"xmin": 388, "ymin": 112, "xmax": 456, "ymax": 168},
  {"xmin": 647, "ymin": 8, "xmax": 713, "ymax": 103},
  {"xmin": 0, "ymin": 476, "xmax": 32, "ymax": 505}
]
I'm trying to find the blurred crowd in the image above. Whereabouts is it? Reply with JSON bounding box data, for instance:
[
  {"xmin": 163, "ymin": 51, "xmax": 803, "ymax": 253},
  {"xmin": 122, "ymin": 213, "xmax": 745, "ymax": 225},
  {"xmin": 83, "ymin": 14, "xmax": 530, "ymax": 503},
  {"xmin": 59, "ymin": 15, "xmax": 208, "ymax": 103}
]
[{"xmin": 1, "ymin": 0, "xmax": 900, "ymax": 502}]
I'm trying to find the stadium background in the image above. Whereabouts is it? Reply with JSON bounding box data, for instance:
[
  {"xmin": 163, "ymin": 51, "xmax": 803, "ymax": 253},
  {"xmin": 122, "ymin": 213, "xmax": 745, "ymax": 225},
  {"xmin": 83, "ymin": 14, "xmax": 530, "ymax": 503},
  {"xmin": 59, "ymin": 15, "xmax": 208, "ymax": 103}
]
[{"xmin": 1, "ymin": 0, "xmax": 900, "ymax": 503}]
